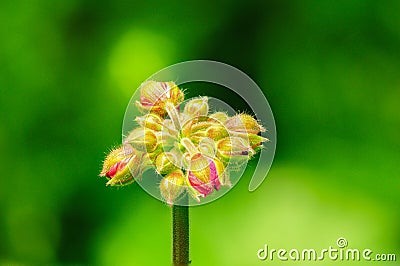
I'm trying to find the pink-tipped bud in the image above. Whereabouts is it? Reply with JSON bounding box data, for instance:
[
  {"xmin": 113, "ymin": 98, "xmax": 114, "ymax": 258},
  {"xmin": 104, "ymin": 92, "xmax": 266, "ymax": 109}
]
[
  {"xmin": 183, "ymin": 97, "xmax": 209, "ymax": 118},
  {"xmin": 136, "ymin": 81, "xmax": 184, "ymax": 116},
  {"xmin": 100, "ymin": 145, "xmax": 144, "ymax": 186},
  {"xmin": 224, "ymin": 113, "xmax": 266, "ymax": 134},
  {"xmin": 159, "ymin": 170, "xmax": 185, "ymax": 206},
  {"xmin": 187, "ymin": 153, "xmax": 225, "ymax": 197},
  {"xmin": 125, "ymin": 128, "xmax": 158, "ymax": 152}
]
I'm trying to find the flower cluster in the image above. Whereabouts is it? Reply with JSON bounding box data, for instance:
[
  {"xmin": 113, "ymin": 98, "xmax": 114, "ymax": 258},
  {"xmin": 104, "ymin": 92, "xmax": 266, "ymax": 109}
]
[{"xmin": 100, "ymin": 81, "xmax": 268, "ymax": 205}]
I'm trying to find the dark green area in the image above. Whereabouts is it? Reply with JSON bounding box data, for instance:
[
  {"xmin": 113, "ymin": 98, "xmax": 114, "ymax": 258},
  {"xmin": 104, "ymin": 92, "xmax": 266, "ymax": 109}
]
[{"xmin": 0, "ymin": 0, "xmax": 399, "ymax": 265}]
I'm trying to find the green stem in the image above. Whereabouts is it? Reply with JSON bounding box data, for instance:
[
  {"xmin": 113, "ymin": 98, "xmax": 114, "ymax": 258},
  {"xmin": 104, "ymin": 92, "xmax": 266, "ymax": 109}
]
[{"xmin": 172, "ymin": 200, "xmax": 189, "ymax": 266}]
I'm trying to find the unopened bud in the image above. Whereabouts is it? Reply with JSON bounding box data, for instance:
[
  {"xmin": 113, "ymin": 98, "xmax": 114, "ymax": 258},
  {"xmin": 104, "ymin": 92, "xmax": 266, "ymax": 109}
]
[
  {"xmin": 216, "ymin": 137, "xmax": 255, "ymax": 163},
  {"xmin": 135, "ymin": 113, "xmax": 164, "ymax": 131},
  {"xmin": 181, "ymin": 119, "xmax": 215, "ymax": 138},
  {"xmin": 155, "ymin": 152, "xmax": 178, "ymax": 175},
  {"xmin": 190, "ymin": 121, "xmax": 216, "ymax": 133},
  {"xmin": 100, "ymin": 145, "xmax": 144, "ymax": 186},
  {"xmin": 208, "ymin": 112, "xmax": 229, "ymax": 123},
  {"xmin": 125, "ymin": 128, "xmax": 158, "ymax": 152},
  {"xmin": 198, "ymin": 137, "xmax": 216, "ymax": 158},
  {"xmin": 159, "ymin": 170, "xmax": 185, "ymax": 206},
  {"xmin": 160, "ymin": 119, "xmax": 179, "ymax": 139},
  {"xmin": 206, "ymin": 125, "xmax": 229, "ymax": 141},
  {"xmin": 188, "ymin": 131, "xmax": 207, "ymax": 144},
  {"xmin": 247, "ymin": 134, "xmax": 268, "ymax": 151},
  {"xmin": 187, "ymin": 153, "xmax": 225, "ymax": 197},
  {"xmin": 230, "ymin": 132, "xmax": 269, "ymax": 151},
  {"xmin": 136, "ymin": 81, "xmax": 184, "ymax": 116},
  {"xmin": 224, "ymin": 113, "xmax": 265, "ymax": 134},
  {"xmin": 183, "ymin": 97, "xmax": 209, "ymax": 118}
]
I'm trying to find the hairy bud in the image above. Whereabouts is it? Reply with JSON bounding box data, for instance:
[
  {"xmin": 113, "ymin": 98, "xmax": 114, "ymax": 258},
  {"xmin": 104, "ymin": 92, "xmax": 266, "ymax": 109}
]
[
  {"xmin": 135, "ymin": 113, "xmax": 164, "ymax": 131},
  {"xmin": 208, "ymin": 112, "xmax": 229, "ymax": 123},
  {"xmin": 155, "ymin": 152, "xmax": 178, "ymax": 175},
  {"xmin": 183, "ymin": 97, "xmax": 209, "ymax": 118},
  {"xmin": 224, "ymin": 113, "xmax": 265, "ymax": 134},
  {"xmin": 125, "ymin": 128, "xmax": 158, "ymax": 152},
  {"xmin": 136, "ymin": 81, "xmax": 184, "ymax": 116},
  {"xmin": 186, "ymin": 153, "xmax": 226, "ymax": 197},
  {"xmin": 160, "ymin": 170, "xmax": 185, "ymax": 206},
  {"xmin": 100, "ymin": 145, "xmax": 147, "ymax": 186},
  {"xmin": 216, "ymin": 137, "xmax": 255, "ymax": 163}
]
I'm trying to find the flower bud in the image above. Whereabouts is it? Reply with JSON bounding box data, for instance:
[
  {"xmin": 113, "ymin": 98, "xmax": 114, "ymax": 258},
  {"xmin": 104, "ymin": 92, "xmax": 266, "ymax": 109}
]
[
  {"xmin": 247, "ymin": 133, "xmax": 268, "ymax": 151},
  {"xmin": 135, "ymin": 113, "xmax": 164, "ymax": 131},
  {"xmin": 230, "ymin": 132, "xmax": 269, "ymax": 151},
  {"xmin": 216, "ymin": 137, "xmax": 255, "ymax": 164},
  {"xmin": 155, "ymin": 152, "xmax": 178, "ymax": 175},
  {"xmin": 160, "ymin": 119, "xmax": 179, "ymax": 138},
  {"xmin": 160, "ymin": 170, "xmax": 185, "ymax": 206},
  {"xmin": 125, "ymin": 128, "xmax": 158, "ymax": 152},
  {"xmin": 208, "ymin": 112, "xmax": 229, "ymax": 123},
  {"xmin": 224, "ymin": 113, "xmax": 265, "ymax": 134},
  {"xmin": 198, "ymin": 137, "xmax": 216, "ymax": 158},
  {"xmin": 188, "ymin": 131, "xmax": 207, "ymax": 144},
  {"xmin": 190, "ymin": 121, "xmax": 216, "ymax": 133},
  {"xmin": 136, "ymin": 81, "xmax": 184, "ymax": 116},
  {"xmin": 100, "ymin": 145, "xmax": 145, "ymax": 186},
  {"xmin": 179, "ymin": 112, "xmax": 190, "ymax": 124},
  {"xmin": 181, "ymin": 119, "xmax": 215, "ymax": 138},
  {"xmin": 183, "ymin": 97, "xmax": 209, "ymax": 118},
  {"xmin": 147, "ymin": 145, "xmax": 162, "ymax": 162},
  {"xmin": 185, "ymin": 178, "xmax": 204, "ymax": 202},
  {"xmin": 187, "ymin": 153, "xmax": 225, "ymax": 197},
  {"xmin": 205, "ymin": 125, "xmax": 229, "ymax": 141}
]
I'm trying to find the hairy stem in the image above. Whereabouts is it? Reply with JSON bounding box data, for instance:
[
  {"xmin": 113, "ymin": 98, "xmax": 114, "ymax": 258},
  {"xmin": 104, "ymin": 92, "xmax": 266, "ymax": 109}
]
[{"xmin": 172, "ymin": 199, "xmax": 189, "ymax": 265}]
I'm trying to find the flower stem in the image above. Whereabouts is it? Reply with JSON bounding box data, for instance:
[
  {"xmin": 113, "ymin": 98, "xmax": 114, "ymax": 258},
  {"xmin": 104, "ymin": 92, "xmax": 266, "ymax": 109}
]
[
  {"xmin": 172, "ymin": 198, "xmax": 189, "ymax": 265},
  {"xmin": 165, "ymin": 101, "xmax": 181, "ymax": 131},
  {"xmin": 180, "ymin": 138, "xmax": 199, "ymax": 156}
]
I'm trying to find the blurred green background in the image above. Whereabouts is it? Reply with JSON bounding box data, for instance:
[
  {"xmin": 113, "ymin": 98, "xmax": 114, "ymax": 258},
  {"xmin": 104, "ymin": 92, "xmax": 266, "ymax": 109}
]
[{"xmin": 1, "ymin": 0, "xmax": 399, "ymax": 265}]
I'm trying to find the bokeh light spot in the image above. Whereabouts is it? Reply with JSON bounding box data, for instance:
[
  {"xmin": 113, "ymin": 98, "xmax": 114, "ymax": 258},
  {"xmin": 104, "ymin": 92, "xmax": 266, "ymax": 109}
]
[{"xmin": 108, "ymin": 29, "xmax": 175, "ymax": 95}]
